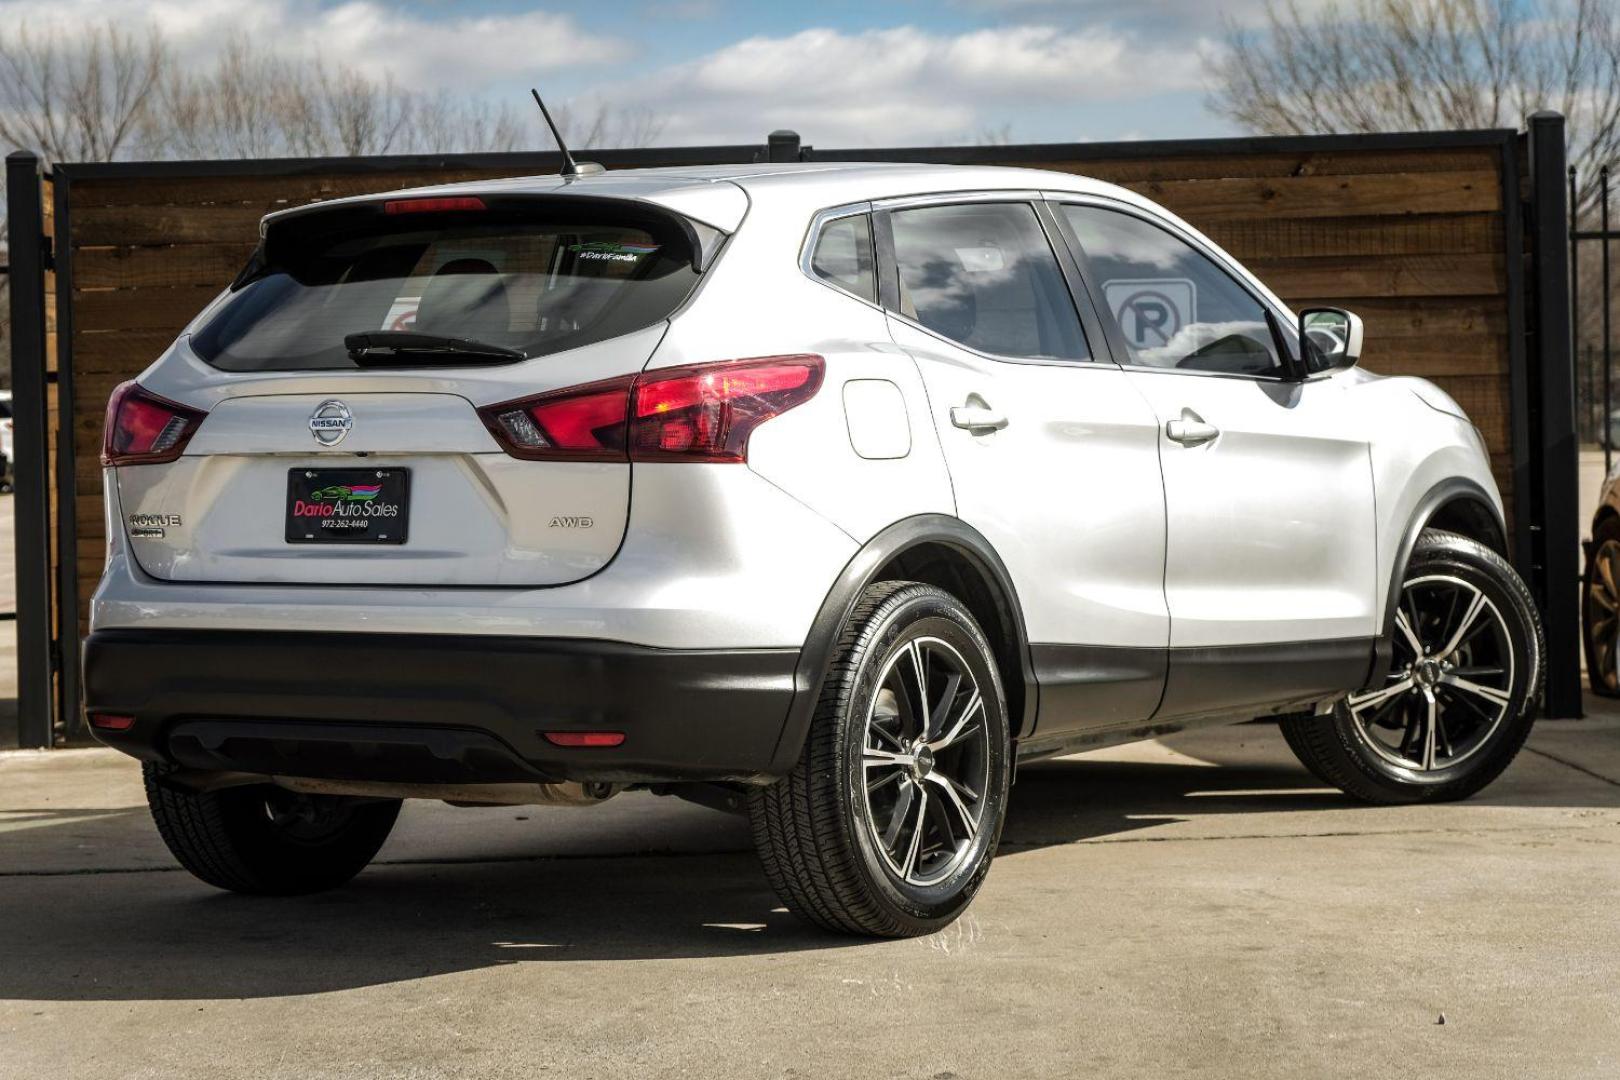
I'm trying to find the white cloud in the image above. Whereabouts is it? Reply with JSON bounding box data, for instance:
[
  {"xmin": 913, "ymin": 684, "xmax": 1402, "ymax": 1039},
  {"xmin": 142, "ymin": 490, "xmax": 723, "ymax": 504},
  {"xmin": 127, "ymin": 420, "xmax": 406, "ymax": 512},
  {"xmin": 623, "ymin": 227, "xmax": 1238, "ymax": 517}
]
[
  {"xmin": 611, "ymin": 24, "xmax": 1213, "ymax": 146},
  {"xmin": 951, "ymin": 0, "xmax": 1339, "ymax": 34},
  {"xmin": 0, "ymin": 0, "xmax": 627, "ymax": 90}
]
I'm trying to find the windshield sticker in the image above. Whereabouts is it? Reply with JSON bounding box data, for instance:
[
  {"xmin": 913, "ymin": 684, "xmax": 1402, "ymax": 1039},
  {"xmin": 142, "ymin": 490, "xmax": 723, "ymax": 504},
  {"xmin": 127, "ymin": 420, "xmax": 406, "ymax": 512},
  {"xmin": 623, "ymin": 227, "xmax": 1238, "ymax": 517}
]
[{"xmin": 568, "ymin": 241, "xmax": 660, "ymax": 263}]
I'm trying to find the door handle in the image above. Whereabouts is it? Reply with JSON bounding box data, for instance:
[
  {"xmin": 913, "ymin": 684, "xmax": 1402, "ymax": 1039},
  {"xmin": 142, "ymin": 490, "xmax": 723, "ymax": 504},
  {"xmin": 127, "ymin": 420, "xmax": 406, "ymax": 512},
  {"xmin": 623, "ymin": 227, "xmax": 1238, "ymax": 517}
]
[
  {"xmin": 950, "ymin": 405, "xmax": 1009, "ymax": 433},
  {"xmin": 1165, "ymin": 408, "xmax": 1219, "ymax": 446}
]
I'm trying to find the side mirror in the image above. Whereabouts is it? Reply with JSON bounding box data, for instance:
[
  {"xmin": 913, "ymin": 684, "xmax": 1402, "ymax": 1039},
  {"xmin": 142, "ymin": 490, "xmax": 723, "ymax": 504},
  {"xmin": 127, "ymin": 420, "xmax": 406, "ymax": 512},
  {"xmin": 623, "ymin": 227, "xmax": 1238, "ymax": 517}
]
[{"xmin": 1298, "ymin": 307, "xmax": 1364, "ymax": 375}]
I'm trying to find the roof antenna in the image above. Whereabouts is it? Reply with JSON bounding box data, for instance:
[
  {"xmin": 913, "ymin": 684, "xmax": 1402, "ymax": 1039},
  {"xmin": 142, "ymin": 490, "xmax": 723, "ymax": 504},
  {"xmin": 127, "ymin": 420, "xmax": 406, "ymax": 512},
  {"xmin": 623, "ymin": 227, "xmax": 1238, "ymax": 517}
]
[{"xmin": 530, "ymin": 89, "xmax": 603, "ymax": 179}]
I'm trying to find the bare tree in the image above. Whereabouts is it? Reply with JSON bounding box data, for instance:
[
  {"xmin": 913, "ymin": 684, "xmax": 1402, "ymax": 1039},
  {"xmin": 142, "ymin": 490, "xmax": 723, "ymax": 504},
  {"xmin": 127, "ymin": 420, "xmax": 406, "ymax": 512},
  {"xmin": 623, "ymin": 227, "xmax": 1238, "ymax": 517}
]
[
  {"xmin": 973, "ymin": 123, "xmax": 1015, "ymax": 147},
  {"xmin": 0, "ymin": 22, "xmax": 167, "ymax": 163},
  {"xmin": 1208, "ymin": 0, "xmax": 1620, "ymax": 215},
  {"xmin": 548, "ymin": 99, "xmax": 667, "ymax": 150}
]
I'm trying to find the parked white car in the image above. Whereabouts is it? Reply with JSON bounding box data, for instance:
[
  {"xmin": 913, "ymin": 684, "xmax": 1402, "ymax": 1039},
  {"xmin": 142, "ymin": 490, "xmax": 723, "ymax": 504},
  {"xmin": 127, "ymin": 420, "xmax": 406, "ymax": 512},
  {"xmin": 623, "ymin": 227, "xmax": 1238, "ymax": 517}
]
[
  {"xmin": 85, "ymin": 163, "xmax": 1544, "ymax": 936},
  {"xmin": 0, "ymin": 388, "xmax": 13, "ymax": 490}
]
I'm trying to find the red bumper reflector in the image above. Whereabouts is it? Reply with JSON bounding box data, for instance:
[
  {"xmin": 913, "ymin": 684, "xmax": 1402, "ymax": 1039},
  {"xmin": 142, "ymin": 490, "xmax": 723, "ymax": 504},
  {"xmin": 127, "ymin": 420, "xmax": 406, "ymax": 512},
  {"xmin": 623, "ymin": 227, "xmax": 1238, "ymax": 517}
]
[
  {"xmin": 542, "ymin": 731, "xmax": 625, "ymax": 748},
  {"xmin": 89, "ymin": 713, "xmax": 136, "ymax": 731}
]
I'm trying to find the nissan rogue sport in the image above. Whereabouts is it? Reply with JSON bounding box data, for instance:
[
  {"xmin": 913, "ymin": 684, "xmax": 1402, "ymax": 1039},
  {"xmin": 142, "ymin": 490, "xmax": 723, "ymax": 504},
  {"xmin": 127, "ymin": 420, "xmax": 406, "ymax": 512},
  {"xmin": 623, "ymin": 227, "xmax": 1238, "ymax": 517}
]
[{"xmin": 84, "ymin": 163, "xmax": 1544, "ymax": 937}]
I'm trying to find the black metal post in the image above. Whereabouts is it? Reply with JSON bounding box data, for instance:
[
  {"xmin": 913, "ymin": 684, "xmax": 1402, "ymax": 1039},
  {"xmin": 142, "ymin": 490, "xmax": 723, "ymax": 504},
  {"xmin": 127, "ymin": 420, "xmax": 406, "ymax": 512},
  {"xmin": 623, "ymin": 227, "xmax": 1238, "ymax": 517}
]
[
  {"xmin": 766, "ymin": 129, "xmax": 801, "ymax": 163},
  {"xmin": 51, "ymin": 174, "xmax": 81, "ymax": 741},
  {"xmin": 1527, "ymin": 112, "xmax": 1582, "ymax": 718},
  {"xmin": 1604, "ymin": 166, "xmax": 1613, "ymax": 472},
  {"xmin": 1570, "ymin": 167, "xmax": 1583, "ymax": 441},
  {"xmin": 6, "ymin": 152, "xmax": 55, "ymax": 748}
]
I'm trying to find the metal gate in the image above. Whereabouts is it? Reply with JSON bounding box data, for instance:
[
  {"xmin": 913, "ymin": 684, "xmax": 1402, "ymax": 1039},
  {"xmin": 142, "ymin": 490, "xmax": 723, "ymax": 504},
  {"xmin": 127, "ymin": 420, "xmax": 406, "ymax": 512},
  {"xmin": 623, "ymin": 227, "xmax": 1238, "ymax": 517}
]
[{"xmin": 1573, "ymin": 164, "xmax": 1617, "ymax": 470}]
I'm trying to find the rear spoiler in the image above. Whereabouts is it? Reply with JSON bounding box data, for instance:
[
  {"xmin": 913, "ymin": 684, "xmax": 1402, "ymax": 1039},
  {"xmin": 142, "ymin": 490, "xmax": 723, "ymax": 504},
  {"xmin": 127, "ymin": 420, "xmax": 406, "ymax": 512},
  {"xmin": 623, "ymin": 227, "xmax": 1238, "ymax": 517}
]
[{"xmin": 237, "ymin": 193, "xmax": 727, "ymax": 292}]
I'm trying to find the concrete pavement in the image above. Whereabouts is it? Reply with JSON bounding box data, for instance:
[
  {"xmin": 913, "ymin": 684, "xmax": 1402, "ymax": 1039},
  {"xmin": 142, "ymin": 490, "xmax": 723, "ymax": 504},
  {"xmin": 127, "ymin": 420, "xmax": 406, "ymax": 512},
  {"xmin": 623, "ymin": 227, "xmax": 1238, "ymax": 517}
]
[{"xmin": 2, "ymin": 708, "xmax": 1619, "ymax": 1079}]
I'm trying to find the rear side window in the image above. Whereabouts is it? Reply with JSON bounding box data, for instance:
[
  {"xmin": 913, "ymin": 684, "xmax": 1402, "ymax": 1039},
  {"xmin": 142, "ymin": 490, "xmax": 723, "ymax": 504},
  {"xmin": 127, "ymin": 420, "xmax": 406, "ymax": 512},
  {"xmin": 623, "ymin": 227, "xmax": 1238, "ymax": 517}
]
[
  {"xmin": 809, "ymin": 214, "xmax": 876, "ymax": 302},
  {"xmin": 191, "ymin": 203, "xmax": 702, "ymax": 371},
  {"xmin": 888, "ymin": 202, "xmax": 1089, "ymax": 362},
  {"xmin": 1061, "ymin": 204, "xmax": 1284, "ymax": 378}
]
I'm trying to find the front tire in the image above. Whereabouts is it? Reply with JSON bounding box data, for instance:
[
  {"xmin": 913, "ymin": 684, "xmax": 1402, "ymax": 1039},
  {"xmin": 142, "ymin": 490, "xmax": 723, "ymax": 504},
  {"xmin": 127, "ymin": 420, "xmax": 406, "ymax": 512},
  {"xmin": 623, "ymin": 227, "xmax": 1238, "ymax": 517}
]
[
  {"xmin": 1281, "ymin": 529, "xmax": 1543, "ymax": 804},
  {"xmin": 748, "ymin": 581, "xmax": 1011, "ymax": 937},
  {"xmin": 145, "ymin": 765, "xmax": 401, "ymax": 895}
]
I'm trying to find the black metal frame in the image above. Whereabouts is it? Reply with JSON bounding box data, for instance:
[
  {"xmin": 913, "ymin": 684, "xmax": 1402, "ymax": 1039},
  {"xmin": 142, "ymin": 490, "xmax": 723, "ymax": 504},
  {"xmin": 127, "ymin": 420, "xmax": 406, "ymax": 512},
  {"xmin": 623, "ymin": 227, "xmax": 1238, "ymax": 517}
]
[
  {"xmin": 7, "ymin": 122, "xmax": 1584, "ymax": 745},
  {"xmin": 1525, "ymin": 113, "xmax": 1581, "ymax": 719},
  {"xmin": 6, "ymin": 151, "xmax": 55, "ymax": 747}
]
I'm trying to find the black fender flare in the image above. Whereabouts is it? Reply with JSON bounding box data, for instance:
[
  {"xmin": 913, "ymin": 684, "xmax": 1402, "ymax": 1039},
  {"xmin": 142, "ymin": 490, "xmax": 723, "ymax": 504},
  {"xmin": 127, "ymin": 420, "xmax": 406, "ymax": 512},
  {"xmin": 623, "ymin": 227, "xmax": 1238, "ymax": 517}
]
[
  {"xmin": 763, "ymin": 514, "xmax": 1036, "ymax": 776},
  {"xmin": 1367, "ymin": 476, "xmax": 1508, "ymax": 687}
]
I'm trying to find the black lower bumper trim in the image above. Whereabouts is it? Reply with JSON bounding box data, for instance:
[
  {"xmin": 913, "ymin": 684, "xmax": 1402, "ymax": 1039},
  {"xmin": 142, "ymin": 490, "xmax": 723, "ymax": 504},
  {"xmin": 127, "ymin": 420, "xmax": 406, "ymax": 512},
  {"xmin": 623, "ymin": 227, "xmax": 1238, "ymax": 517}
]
[{"xmin": 84, "ymin": 629, "xmax": 799, "ymax": 784}]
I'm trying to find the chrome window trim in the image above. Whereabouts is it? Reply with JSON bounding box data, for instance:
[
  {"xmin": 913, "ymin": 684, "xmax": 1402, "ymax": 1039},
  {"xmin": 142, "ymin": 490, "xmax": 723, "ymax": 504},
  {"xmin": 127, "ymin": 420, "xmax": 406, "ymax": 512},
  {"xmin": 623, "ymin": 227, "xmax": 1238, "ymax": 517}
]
[
  {"xmin": 875, "ymin": 194, "xmax": 1105, "ymax": 370},
  {"xmin": 1044, "ymin": 191, "xmax": 1302, "ymax": 384}
]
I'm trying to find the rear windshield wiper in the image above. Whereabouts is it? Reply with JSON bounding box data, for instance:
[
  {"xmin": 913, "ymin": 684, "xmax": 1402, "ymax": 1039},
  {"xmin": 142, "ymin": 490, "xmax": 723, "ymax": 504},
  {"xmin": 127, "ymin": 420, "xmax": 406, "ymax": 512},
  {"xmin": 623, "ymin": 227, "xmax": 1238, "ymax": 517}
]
[{"xmin": 345, "ymin": 331, "xmax": 526, "ymax": 365}]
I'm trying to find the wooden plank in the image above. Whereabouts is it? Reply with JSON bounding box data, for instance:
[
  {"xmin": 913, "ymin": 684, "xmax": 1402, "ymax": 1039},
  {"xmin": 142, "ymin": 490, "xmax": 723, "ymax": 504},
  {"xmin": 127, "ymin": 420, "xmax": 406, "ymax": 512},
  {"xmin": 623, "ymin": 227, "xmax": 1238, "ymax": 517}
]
[
  {"xmin": 1285, "ymin": 296, "xmax": 1511, "ymax": 338},
  {"xmin": 65, "ymin": 164, "xmax": 693, "ymax": 209},
  {"xmin": 1253, "ymin": 253, "xmax": 1506, "ymax": 299},
  {"xmin": 75, "ymin": 244, "xmax": 253, "ymax": 290},
  {"xmin": 73, "ymin": 204, "xmax": 266, "ymax": 247},
  {"xmin": 73, "ymin": 287, "xmax": 218, "ymax": 331},
  {"xmin": 72, "ymin": 330, "xmax": 183, "ymax": 373},
  {"xmin": 1122, "ymin": 171, "xmax": 1502, "ymax": 223},
  {"xmin": 1203, "ymin": 213, "xmax": 1502, "ymax": 261},
  {"xmin": 1027, "ymin": 146, "xmax": 1502, "ymax": 184},
  {"xmin": 1360, "ymin": 334, "xmax": 1510, "ymax": 377}
]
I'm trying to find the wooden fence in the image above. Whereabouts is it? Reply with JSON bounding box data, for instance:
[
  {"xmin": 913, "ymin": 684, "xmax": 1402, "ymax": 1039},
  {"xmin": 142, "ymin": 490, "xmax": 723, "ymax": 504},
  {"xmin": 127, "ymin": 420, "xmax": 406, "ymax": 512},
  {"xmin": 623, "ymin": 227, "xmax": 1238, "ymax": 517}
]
[{"xmin": 6, "ymin": 122, "xmax": 1579, "ymax": 742}]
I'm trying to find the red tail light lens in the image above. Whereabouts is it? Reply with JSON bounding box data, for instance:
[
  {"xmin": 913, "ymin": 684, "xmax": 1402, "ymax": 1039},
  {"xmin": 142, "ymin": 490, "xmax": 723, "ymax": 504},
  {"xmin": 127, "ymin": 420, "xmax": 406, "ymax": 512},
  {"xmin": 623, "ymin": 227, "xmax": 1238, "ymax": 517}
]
[
  {"xmin": 479, "ymin": 355, "xmax": 823, "ymax": 464},
  {"xmin": 102, "ymin": 381, "xmax": 207, "ymax": 466},
  {"xmin": 384, "ymin": 196, "xmax": 486, "ymax": 215},
  {"xmin": 630, "ymin": 356, "xmax": 823, "ymax": 462},
  {"xmin": 480, "ymin": 376, "xmax": 632, "ymax": 461}
]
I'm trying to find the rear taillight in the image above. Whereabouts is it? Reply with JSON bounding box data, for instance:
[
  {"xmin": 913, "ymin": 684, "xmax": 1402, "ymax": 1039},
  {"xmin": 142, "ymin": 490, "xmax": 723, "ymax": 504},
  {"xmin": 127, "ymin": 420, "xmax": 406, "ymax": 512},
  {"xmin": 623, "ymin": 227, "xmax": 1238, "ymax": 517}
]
[
  {"xmin": 481, "ymin": 376, "xmax": 633, "ymax": 462},
  {"xmin": 102, "ymin": 381, "xmax": 207, "ymax": 466},
  {"xmin": 631, "ymin": 357, "xmax": 823, "ymax": 462},
  {"xmin": 478, "ymin": 355, "xmax": 823, "ymax": 464}
]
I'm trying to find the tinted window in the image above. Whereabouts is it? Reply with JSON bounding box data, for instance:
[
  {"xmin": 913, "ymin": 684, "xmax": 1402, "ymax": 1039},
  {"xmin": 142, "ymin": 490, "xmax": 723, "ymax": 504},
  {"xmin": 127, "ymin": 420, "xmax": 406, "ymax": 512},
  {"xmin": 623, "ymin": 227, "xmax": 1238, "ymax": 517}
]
[
  {"xmin": 889, "ymin": 202, "xmax": 1089, "ymax": 361},
  {"xmin": 1062, "ymin": 205, "xmax": 1283, "ymax": 377},
  {"xmin": 192, "ymin": 206, "xmax": 700, "ymax": 372},
  {"xmin": 810, "ymin": 214, "xmax": 876, "ymax": 302}
]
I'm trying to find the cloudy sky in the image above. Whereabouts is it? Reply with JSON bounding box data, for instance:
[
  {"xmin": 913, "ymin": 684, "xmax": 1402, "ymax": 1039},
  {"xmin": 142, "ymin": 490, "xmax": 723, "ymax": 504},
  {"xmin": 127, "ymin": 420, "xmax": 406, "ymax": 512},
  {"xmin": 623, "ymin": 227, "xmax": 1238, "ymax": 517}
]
[{"xmin": 0, "ymin": 0, "xmax": 1296, "ymax": 147}]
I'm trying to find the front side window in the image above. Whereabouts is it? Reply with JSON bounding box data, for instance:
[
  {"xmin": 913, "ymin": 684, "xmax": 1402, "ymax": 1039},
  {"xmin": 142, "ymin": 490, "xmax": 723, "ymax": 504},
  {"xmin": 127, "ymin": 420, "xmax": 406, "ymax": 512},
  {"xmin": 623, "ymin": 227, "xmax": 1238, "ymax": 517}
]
[
  {"xmin": 888, "ymin": 202, "xmax": 1089, "ymax": 362},
  {"xmin": 810, "ymin": 213, "xmax": 876, "ymax": 302},
  {"xmin": 1061, "ymin": 205, "xmax": 1284, "ymax": 378}
]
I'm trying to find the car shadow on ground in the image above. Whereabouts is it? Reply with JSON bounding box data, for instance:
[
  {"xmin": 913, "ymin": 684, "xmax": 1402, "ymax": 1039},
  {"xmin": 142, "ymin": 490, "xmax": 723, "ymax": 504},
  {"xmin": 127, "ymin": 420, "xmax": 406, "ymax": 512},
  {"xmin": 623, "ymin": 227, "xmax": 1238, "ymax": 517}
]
[{"xmin": 0, "ymin": 728, "xmax": 1605, "ymax": 1002}]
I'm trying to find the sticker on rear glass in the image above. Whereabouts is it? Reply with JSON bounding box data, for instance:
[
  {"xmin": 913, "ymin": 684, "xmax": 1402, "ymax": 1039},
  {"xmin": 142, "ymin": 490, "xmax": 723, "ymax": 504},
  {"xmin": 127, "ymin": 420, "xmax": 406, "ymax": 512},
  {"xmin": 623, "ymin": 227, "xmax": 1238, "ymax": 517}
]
[{"xmin": 568, "ymin": 241, "xmax": 660, "ymax": 264}]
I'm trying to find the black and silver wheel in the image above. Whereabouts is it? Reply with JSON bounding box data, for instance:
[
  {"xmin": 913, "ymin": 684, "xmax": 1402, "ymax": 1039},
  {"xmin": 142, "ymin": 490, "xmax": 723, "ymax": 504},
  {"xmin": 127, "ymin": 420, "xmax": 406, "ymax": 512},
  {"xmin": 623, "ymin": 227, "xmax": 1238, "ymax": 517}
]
[
  {"xmin": 1582, "ymin": 516, "xmax": 1620, "ymax": 696},
  {"xmin": 1281, "ymin": 529, "xmax": 1543, "ymax": 804},
  {"xmin": 144, "ymin": 764, "xmax": 401, "ymax": 895},
  {"xmin": 748, "ymin": 581, "xmax": 1011, "ymax": 937}
]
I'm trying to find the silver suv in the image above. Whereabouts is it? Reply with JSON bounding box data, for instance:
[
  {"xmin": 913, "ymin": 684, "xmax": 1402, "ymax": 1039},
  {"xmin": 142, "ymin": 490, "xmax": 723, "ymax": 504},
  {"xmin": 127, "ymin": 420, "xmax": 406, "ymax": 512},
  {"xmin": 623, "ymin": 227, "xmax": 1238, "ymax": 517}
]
[{"xmin": 85, "ymin": 163, "xmax": 1544, "ymax": 937}]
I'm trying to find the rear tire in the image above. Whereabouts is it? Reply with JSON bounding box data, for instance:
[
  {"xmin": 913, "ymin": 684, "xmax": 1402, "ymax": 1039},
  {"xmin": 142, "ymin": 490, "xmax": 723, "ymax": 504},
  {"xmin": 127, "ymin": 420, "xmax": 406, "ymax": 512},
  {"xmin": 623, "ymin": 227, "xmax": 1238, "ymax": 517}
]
[
  {"xmin": 748, "ymin": 581, "xmax": 1011, "ymax": 937},
  {"xmin": 144, "ymin": 764, "xmax": 401, "ymax": 895},
  {"xmin": 1281, "ymin": 529, "xmax": 1543, "ymax": 805}
]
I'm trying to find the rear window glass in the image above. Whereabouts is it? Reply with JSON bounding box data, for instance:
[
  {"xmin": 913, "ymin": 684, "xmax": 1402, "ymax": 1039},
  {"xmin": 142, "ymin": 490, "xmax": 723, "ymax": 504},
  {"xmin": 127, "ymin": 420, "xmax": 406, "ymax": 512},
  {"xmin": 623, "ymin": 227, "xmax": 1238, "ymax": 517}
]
[{"xmin": 191, "ymin": 204, "xmax": 702, "ymax": 371}]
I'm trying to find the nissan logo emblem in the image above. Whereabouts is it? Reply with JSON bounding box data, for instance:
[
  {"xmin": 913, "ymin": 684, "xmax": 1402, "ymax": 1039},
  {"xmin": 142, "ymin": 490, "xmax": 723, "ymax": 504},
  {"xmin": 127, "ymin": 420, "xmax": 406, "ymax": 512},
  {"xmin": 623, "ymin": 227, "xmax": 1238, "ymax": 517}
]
[{"xmin": 309, "ymin": 400, "xmax": 353, "ymax": 447}]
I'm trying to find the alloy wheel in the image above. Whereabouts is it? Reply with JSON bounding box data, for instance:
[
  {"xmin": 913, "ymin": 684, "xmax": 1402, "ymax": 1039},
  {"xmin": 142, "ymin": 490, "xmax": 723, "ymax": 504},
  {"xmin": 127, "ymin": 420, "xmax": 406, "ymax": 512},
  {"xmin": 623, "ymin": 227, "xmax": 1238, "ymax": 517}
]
[
  {"xmin": 1346, "ymin": 574, "xmax": 1516, "ymax": 772},
  {"xmin": 861, "ymin": 636, "xmax": 991, "ymax": 887},
  {"xmin": 1589, "ymin": 539, "xmax": 1620, "ymax": 692}
]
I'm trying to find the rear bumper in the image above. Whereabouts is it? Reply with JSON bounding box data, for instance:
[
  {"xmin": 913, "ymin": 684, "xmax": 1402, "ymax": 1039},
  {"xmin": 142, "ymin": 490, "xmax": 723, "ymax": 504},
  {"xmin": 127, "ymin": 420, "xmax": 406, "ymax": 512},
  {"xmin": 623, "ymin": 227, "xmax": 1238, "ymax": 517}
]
[{"xmin": 83, "ymin": 629, "xmax": 799, "ymax": 784}]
